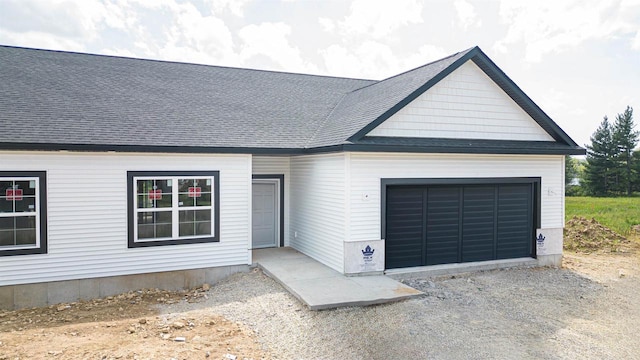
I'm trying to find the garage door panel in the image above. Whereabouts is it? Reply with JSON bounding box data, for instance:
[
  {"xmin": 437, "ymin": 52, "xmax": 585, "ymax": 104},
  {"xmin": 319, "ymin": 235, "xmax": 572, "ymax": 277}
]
[
  {"xmin": 461, "ymin": 186, "xmax": 495, "ymax": 262},
  {"xmin": 385, "ymin": 187, "xmax": 424, "ymax": 269},
  {"xmin": 497, "ymin": 184, "xmax": 532, "ymax": 259},
  {"xmin": 385, "ymin": 182, "xmax": 534, "ymax": 269},
  {"xmin": 426, "ymin": 187, "xmax": 460, "ymax": 265}
]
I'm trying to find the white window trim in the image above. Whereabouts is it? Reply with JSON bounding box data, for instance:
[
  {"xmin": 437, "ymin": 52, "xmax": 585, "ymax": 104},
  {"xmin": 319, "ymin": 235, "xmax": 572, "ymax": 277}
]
[
  {"xmin": 133, "ymin": 175, "xmax": 216, "ymax": 243},
  {"xmin": 0, "ymin": 176, "xmax": 41, "ymax": 251}
]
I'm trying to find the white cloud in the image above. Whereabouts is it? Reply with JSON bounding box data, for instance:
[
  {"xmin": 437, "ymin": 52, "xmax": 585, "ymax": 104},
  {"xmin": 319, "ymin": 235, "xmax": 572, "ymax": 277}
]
[
  {"xmin": 632, "ymin": 31, "xmax": 640, "ymax": 50},
  {"xmin": 453, "ymin": 0, "xmax": 482, "ymax": 30},
  {"xmin": 0, "ymin": 0, "xmax": 130, "ymax": 49},
  {"xmin": 162, "ymin": 2, "xmax": 235, "ymax": 62},
  {"xmin": 238, "ymin": 22, "xmax": 317, "ymax": 73},
  {"xmin": 494, "ymin": 0, "xmax": 640, "ymax": 62},
  {"xmin": 405, "ymin": 45, "xmax": 449, "ymax": 67},
  {"xmin": 321, "ymin": 41, "xmax": 448, "ymax": 79},
  {"xmin": 206, "ymin": 0, "xmax": 251, "ymax": 17},
  {"xmin": 317, "ymin": 0, "xmax": 435, "ymax": 79},
  {"xmin": 322, "ymin": 0, "xmax": 423, "ymax": 39},
  {"xmin": 318, "ymin": 17, "xmax": 335, "ymax": 32},
  {"xmin": 0, "ymin": 29, "xmax": 86, "ymax": 52}
]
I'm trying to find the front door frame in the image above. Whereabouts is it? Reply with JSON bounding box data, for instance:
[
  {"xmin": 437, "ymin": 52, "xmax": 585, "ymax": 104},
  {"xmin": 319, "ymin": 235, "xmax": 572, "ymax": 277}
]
[{"xmin": 252, "ymin": 174, "xmax": 285, "ymax": 247}]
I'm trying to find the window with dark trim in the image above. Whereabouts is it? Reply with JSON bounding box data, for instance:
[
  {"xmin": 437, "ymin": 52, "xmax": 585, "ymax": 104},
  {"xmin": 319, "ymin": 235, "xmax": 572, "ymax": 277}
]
[
  {"xmin": 127, "ymin": 171, "xmax": 220, "ymax": 248},
  {"xmin": 0, "ymin": 171, "xmax": 47, "ymax": 256}
]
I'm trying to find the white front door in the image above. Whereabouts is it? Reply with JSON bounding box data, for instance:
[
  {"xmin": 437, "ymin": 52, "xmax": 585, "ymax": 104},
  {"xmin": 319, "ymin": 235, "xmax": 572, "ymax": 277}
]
[{"xmin": 252, "ymin": 182, "xmax": 278, "ymax": 248}]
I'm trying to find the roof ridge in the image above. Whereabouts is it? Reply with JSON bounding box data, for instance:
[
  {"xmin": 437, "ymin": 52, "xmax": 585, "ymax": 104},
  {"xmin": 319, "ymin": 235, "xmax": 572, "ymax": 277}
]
[
  {"xmin": 343, "ymin": 47, "xmax": 476, "ymax": 94},
  {"xmin": 0, "ymin": 44, "xmax": 376, "ymax": 82}
]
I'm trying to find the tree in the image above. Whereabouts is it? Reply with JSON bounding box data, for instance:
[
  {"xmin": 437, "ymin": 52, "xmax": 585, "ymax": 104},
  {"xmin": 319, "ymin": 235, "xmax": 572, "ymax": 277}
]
[
  {"xmin": 612, "ymin": 106, "xmax": 639, "ymax": 196},
  {"xmin": 584, "ymin": 116, "xmax": 618, "ymax": 196},
  {"xmin": 565, "ymin": 155, "xmax": 583, "ymax": 196},
  {"xmin": 565, "ymin": 155, "xmax": 579, "ymax": 186},
  {"xmin": 632, "ymin": 150, "xmax": 640, "ymax": 193}
]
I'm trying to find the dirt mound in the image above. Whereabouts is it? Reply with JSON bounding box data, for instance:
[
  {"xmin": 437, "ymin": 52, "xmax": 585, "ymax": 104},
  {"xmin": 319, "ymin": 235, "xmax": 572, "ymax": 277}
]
[{"xmin": 564, "ymin": 216, "xmax": 631, "ymax": 253}]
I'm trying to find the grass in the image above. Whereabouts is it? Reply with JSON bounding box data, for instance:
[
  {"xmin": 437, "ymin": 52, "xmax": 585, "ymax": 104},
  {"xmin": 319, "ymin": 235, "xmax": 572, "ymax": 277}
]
[{"xmin": 565, "ymin": 197, "xmax": 640, "ymax": 236}]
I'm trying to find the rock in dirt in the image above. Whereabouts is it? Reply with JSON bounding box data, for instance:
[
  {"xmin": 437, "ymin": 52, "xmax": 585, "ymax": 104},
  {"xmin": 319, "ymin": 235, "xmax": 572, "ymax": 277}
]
[{"xmin": 172, "ymin": 321, "xmax": 185, "ymax": 329}]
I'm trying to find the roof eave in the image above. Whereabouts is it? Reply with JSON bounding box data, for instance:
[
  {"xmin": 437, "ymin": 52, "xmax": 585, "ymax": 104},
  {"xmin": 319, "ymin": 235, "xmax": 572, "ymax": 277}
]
[
  {"xmin": 0, "ymin": 141, "xmax": 586, "ymax": 156},
  {"xmin": 305, "ymin": 143, "xmax": 586, "ymax": 156},
  {"xmin": 0, "ymin": 142, "xmax": 306, "ymax": 155}
]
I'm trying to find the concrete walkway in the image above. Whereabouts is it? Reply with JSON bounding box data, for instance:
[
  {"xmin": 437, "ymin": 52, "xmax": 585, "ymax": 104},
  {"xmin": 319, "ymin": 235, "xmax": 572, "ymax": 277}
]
[{"xmin": 253, "ymin": 247, "xmax": 422, "ymax": 310}]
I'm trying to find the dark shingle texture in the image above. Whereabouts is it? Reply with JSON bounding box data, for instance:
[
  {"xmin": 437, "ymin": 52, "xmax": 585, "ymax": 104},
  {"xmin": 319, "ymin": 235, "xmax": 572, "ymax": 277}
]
[
  {"xmin": 307, "ymin": 49, "xmax": 473, "ymax": 148},
  {"xmin": 0, "ymin": 46, "xmax": 373, "ymax": 149},
  {"xmin": 0, "ymin": 45, "xmax": 583, "ymax": 154}
]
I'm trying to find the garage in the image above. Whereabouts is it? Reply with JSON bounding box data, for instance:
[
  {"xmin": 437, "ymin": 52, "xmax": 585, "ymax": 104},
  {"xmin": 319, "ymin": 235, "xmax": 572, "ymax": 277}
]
[{"xmin": 384, "ymin": 180, "xmax": 538, "ymax": 269}]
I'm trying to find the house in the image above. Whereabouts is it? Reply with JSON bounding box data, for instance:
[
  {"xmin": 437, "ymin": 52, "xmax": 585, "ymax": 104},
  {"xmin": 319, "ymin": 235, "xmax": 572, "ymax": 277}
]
[{"xmin": 0, "ymin": 45, "xmax": 585, "ymax": 309}]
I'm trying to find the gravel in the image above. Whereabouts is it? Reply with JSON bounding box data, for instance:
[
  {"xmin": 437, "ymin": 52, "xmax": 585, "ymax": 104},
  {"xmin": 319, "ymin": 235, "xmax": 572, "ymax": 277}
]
[{"xmin": 159, "ymin": 264, "xmax": 640, "ymax": 360}]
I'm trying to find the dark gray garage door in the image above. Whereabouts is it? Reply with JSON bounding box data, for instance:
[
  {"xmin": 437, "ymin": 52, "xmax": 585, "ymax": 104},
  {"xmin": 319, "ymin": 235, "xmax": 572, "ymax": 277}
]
[{"xmin": 385, "ymin": 183, "xmax": 534, "ymax": 269}]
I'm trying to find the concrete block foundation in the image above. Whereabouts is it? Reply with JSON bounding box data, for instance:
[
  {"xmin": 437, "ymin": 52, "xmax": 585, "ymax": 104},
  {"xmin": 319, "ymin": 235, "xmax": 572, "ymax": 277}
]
[
  {"xmin": 0, "ymin": 264, "xmax": 249, "ymax": 310},
  {"xmin": 537, "ymin": 254, "xmax": 563, "ymax": 267}
]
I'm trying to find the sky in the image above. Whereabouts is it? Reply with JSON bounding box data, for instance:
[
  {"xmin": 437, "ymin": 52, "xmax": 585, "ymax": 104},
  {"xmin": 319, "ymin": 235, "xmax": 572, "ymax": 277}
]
[{"xmin": 0, "ymin": 0, "xmax": 639, "ymax": 148}]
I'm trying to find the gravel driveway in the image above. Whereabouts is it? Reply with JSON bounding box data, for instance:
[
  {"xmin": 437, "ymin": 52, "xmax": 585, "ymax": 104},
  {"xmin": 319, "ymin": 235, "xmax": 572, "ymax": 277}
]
[{"xmin": 159, "ymin": 253, "xmax": 640, "ymax": 360}]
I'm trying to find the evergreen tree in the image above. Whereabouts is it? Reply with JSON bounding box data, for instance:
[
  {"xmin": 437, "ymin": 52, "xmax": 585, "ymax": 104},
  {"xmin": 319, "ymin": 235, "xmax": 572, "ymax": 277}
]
[
  {"xmin": 612, "ymin": 106, "xmax": 639, "ymax": 196},
  {"xmin": 632, "ymin": 150, "xmax": 640, "ymax": 193},
  {"xmin": 584, "ymin": 116, "xmax": 618, "ymax": 196}
]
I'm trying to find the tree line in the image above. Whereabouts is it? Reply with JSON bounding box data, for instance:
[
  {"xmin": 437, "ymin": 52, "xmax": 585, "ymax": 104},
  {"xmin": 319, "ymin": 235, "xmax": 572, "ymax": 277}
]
[{"xmin": 566, "ymin": 106, "xmax": 639, "ymax": 197}]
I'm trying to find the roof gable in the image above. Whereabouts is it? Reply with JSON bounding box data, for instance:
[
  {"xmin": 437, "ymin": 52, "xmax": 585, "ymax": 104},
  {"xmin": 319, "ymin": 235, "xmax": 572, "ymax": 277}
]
[
  {"xmin": 305, "ymin": 48, "xmax": 474, "ymax": 148},
  {"xmin": 366, "ymin": 60, "xmax": 555, "ymax": 142},
  {"xmin": 308, "ymin": 46, "xmax": 579, "ymax": 149}
]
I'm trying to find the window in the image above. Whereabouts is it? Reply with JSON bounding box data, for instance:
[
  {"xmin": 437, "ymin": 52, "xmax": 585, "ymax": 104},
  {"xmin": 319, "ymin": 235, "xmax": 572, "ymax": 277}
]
[
  {"xmin": 127, "ymin": 171, "xmax": 220, "ymax": 248},
  {"xmin": 0, "ymin": 171, "xmax": 47, "ymax": 256}
]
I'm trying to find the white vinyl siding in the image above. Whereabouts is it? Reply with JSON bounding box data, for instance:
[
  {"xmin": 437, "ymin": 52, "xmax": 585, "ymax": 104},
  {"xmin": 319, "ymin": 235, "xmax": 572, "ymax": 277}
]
[
  {"xmin": 0, "ymin": 151, "xmax": 251, "ymax": 286},
  {"xmin": 347, "ymin": 152, "xmax": 563, "ymax": 244},
  {"xmin": 367, "ymin": 61, "xmax": 554, "ymax": 141},
  {"xmin": 252, "ymin": 156, "xmax": 290, "ymax": 246},
  {"xmin": 290, "ymin": 153, "xmax": 346, "ymax": 272}
]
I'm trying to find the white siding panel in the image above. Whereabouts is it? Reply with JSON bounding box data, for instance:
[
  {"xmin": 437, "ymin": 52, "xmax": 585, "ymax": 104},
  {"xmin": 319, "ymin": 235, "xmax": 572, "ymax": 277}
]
[
  {"xmin": 252, "ymin": 156, "xmax": 291, "ymax": 246},
  {"xmin": 368, "ymin": 61, "xmax": 555, "ymax": 141},
  {"xmin": 348, "ymin": 153, "xmax": 563, "ymax": 242},
  {"xmin": 0, "ymin": 151, "xmax": 251, "ymax": 286},
  {"xmin": 290, "ymin": 154, "xmax": 345, "ymax": 272}
]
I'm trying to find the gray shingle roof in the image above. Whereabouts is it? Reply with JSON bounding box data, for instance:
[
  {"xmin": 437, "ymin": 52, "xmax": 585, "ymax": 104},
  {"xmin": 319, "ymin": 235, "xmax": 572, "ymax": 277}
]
[
  {"xmin": 0, "ymin": 45, "xmax": 584, "ymax": 155},
  {"xmin": 0, "ymin": 45, "xmax": 373, "ymax": 150}
]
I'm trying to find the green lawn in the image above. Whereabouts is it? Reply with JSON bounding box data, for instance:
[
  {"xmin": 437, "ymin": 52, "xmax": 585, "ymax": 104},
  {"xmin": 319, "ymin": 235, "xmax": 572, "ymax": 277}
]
[{"xmin": 565, "ymin": 197, "xmax": 640, "ymax": 235}]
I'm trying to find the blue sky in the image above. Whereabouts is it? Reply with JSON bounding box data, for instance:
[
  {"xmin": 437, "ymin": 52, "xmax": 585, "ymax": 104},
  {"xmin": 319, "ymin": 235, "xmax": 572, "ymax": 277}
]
[{"xmin": 1, "ymin": 0, "xmax": 638, "ymax": 148}]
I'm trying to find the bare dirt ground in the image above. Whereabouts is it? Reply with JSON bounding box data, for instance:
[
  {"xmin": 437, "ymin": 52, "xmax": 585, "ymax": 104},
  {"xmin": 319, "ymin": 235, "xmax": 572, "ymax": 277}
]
[
  {"xmin": 1, "ymin": 222, "xmax": 639, "ymax": 359},
  {"xmin": 0, "ymin": 280, "xmax": 271, "ymax": 360}
]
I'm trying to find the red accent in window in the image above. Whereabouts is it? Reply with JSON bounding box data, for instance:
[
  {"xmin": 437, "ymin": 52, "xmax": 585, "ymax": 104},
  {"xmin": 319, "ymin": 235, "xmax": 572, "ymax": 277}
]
[
  {"xmin": 5, "ymin": 189, "xmax": 22, "ymax": 201},
  {"xmin": 148, "ymin": 189, "xmax": 162, "ymax": 200},
  {"xmin": 188, "ymin": 187, "xmax": 202, "ymax": 198}
]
